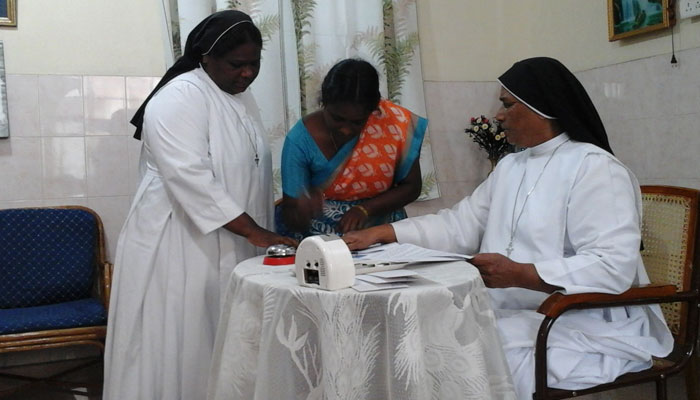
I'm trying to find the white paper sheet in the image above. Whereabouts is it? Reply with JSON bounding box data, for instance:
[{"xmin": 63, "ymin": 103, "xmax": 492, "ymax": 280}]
[{"xmin": 352, "ymin": 243, "xmax": 472, "ymax": 263}]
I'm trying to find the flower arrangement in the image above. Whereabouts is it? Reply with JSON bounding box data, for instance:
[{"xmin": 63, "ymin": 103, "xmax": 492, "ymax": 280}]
[{"xmin": 465, "ymin": 115, "xmax": 514, "ymax": 168}]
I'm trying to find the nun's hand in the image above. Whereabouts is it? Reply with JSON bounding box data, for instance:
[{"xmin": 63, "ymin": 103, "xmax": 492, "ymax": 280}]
[
  {"xmin": 470, "ymin": 253, "xmax": 560, "ymax": 293},
  {"xmin": 342, "ymin": 224, "xmax": 397, "ymax": 251},
  {"xmin": 246, "ymin": 227, "xmax": 298, "ymax": 248}
]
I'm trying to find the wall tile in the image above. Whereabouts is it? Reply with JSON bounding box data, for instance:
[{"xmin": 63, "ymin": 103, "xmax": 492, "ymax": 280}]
[
  {"xmin": 407, "ymin": 178, "xmax": 483, "ymax": 216},
  {"xmin": 84, "ymin": 76, "xmax": 127, "ymax": 136},
  {"xmin": 5, "ymin": 75, "xmax": 40, "ymax": 137},
  {"xmin": 426, "ymin": 127, "xmax": 491, "ymax": 183},
  {"xmin": 0, "ymin": 137, "xmax": 43, "ymax": 201},
  {"xmin": 126, "ymin": 76, "xmax": 159, "ymax": 128},
  {"xmin": 424, "ymin": 81, "xmax": 501, "ymax": 134},
  {"xmin": 0, "ymin": 200, "xmax": 44, "ymax": 209},
  {"xmin": 38, "ymin": 75, "xmax": 84, "ymax": 136},
  {"xmin": 41, "ymin": 136, "xmax": 86, "ymax": 198},
  {"xmin": 41, "ymin": 198, "xmax": 88, "ymax": 207},
  {"xmin": 86, "ymin": 136, "xmax": 130, "ymax": 196}
]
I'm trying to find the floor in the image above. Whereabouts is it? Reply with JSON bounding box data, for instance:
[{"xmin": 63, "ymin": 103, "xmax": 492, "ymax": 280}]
[
  {"xmin": 0, "ymin": 358, "xmax": 693, "ymax": 399},
  {"xmin": 0, "ymin": 357, "xmax": 103, "ymax": 400}
]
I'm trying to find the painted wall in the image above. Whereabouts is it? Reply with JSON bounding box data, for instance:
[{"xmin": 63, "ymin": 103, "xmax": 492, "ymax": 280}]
[
  {"xmin": 416, "ymin": 0, "xmax": 700, "ymax": 81},
  {"xmin": 2, "ymin": 1, "xmax": 698, "ymax": 85},
  {"xmin": 0, "ymin": 0, "xmax": 166, "ymax": 76}
]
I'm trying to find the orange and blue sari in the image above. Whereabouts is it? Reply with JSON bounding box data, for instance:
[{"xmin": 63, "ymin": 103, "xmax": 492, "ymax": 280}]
[{"xmin": 278, "ymin": 99, "xmax": 427, "ymax": 238}]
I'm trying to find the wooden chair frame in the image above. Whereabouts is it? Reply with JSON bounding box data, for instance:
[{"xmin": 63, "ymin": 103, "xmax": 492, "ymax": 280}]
[
  {"xmin": 0, "ymin": 206, "xmax": 113, "ymax": 398},
  {"xmin": 533, "ymin": 186, "xmax": 700, "ymax": 400}
]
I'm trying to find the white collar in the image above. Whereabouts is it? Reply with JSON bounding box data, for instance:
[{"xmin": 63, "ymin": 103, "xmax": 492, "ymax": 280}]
[{"xmin": 529, "ymin": 133, "xmax": 570, "ymax": 156}]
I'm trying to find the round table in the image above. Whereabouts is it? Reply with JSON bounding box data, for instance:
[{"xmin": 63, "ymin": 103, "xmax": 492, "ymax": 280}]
[{"xmin": 207, "ymin": 256, "xmax": 515, "ymax": 400}]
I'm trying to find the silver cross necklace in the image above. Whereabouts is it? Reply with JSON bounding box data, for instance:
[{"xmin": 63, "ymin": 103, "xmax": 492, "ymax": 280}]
[{"xmin": 506, "ymin": 140, "xmax": 569, "ymax": 257}]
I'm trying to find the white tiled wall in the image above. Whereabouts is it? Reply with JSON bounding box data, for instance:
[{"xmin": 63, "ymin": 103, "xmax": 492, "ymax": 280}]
[
  {"xmin": 0, "ymin": 75, "xmax": 158, "ymax": 261},
  {"xmin": 1, "ymin": 47, "xmax": 699, "ymax": 261},
  {"xmin": 408, "ymin": 46, "xmax": 700, "ymax": 217}
]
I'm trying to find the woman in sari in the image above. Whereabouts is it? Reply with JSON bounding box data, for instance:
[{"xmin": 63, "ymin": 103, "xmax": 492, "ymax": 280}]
[{"xmin": 278, "ymin": 58, "xmax": 427, "ymax": 238}]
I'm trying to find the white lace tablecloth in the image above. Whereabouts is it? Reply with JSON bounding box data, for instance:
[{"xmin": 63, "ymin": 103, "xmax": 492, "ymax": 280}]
[{"xmin": 207, "ymin": 256, "xmax": 515, "ymax": 400}]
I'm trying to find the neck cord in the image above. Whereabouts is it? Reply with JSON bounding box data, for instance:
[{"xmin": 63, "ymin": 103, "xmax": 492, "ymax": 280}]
[
  {"xmin": 244, "ymin": 122, "xmax": 260, "ymax": 166},
  {"xmin": 227, "ymin": 95, "xmax": 259, "ymax": 166},
  {"xmin": 328, "ymin": 130, "xmax": 339, "ymax": 152},
  {"xmin": 200, "ymin": 64, "xmax": 259, "ymax": 166},
  {"xmin": 506, "ymin": 139, "xmax": 569, "ymax": 257}
]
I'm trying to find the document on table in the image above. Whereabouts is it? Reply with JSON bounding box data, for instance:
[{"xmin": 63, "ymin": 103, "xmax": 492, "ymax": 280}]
[
  {"xmin": 352, "ymin": 269, "xmax": 419, "ymax": 292},
  {"xmin": 352, "ymin": 242, "xmax": 473, "ymax": 264}
]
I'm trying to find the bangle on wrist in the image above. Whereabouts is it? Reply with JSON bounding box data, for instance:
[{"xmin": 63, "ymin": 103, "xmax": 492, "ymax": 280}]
[{"xmin": 355, "ymin": 204, "xmax": 370, "ymax": 217}]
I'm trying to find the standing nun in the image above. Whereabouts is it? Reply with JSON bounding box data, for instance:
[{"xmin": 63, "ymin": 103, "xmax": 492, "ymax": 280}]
[
  {"xmin": 104, "ymin": 10, "xmax": 296, "ymax": 400},
  {"xmin": 342, "ymin": 57, "xmax": 673, "ymax": 399}
]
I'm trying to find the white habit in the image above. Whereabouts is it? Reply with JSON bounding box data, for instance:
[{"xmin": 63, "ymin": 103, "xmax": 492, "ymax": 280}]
[
  {"xmin": 392, "ymin": 133, "xmax": 673, "ymax": 399},
  {"xmin": 103, "ymin": 68, "xmax": 273, "ymax": 400}
]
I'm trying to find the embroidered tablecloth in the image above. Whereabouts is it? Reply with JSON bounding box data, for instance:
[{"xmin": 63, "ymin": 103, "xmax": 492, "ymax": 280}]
[{"xmin": 208, "ymin": 256, "xmax": 515, "ymax": 400}]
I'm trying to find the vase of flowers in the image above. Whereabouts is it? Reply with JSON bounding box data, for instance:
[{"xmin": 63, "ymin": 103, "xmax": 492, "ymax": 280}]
[{"xmin": 465, "ymin": 115, "xmax": 514, "ymax": 171}]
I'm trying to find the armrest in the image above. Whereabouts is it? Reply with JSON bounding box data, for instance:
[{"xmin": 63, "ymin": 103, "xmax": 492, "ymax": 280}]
[
  {"xmin": 536, "ymin": 284, "xmax": 677, "ymax": 318},
  {"xmin": 103, "ymin": 262, "xmax": 113, "ymax": 311}
]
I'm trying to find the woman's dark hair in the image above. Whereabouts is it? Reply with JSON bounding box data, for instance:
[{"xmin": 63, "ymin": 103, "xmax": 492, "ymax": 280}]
[
  {"xmin": 321, "ymin": 59, "xmax": 381, "ymax": 113},
  {"xmin": 207, "ymin": 22, "xmax": 263, "ymax": 59}
]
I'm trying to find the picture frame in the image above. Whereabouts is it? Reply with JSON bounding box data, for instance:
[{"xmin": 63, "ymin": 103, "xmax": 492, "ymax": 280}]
[
  {"xmin": 0, "ymin": 0, "xmax": 16, "ymax": 27},
  {"xmin": 0, "ymin": 41, "xmax": 7, "ymax": 138},
  {"xmin": 608, "ymin": 0, "xmax": 675, "ymax": 41}
]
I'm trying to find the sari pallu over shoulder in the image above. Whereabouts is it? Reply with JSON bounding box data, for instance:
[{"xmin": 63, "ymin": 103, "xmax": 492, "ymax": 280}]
[{"xmin": 320, "ymin": 99, "xmax": 427, "ymax": 201}]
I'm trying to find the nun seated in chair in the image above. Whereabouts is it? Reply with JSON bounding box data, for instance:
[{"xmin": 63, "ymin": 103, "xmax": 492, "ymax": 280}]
[{"xmin": 342, "ymin": 57, "xmax": 673, "ymax": 399}]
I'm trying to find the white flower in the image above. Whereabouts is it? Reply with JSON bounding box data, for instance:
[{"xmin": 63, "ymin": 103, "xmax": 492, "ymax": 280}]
[
  {"xmin": 476, "ymin": 118, "xmax": 482, "ymax": 124},
  {"xmin": 490, "ymin": 127, "xmax": 496, "ymax": 133},
  {"xmin": 481, "ymin": 123, "xmax": 489, "ymax": 130},
  {"xmin": 472, "ymin": 126, "xmax": 479, "ymax": 132}
]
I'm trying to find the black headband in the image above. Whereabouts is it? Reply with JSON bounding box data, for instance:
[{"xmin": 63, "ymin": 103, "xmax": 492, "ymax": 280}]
[
  {"xmin": 130, "ymin": 10, "xmax": 254, "ymax": 140},
  {"xmin": 498, "ymin": 57, "xmax": 613, "ymax": 154}
]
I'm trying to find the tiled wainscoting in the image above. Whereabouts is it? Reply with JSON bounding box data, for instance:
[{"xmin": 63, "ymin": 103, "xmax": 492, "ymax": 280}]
[
  {"xmin": 0, "ymin": 75, "xmax": 158, "ymax": 261},
  {"xmin": 1, "ymin": 47, "xmax": 699, "ymax": 262}
]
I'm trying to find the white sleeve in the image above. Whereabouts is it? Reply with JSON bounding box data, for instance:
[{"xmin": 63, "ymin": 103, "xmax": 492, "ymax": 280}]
[
  {"xmin": 143, "ymin": 81, "xmax": 244, "ymax": 235},
  {"xmin": 391, "ymin": 176, "xmax": 492, "ymax": 254},
  {"xmin": 535, "ymin": 154, "xmax": 642, "ymax": 294}
]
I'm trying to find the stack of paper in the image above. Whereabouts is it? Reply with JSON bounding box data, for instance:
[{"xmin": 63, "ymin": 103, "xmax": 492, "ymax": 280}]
[
  {"xmin": 352, "ymin": 269, "xmax": 419, "ymax": 292},
  {"xmin": 353, "ymin": 243, "xmax": 472, "ymax": 264}
]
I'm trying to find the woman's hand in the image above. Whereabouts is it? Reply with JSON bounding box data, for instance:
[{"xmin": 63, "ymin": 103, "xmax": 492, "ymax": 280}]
[
  {"xmin": 469, "ymin": 253, "xmax": 560, "ymax": 293},
  {"xmin": 338, "ymin": 206, "xmax": 369, "ymax": 233},
  {"xmin": 281, "ymin": 190, "xmax": 324, "ymax": 232},
  {"xmin": 298, "ymin": 189, "xmax": 324, "ymax": 219},
  {"xmin": 342, "ymin": 224, "xmax": 397, "ymax": 250}
]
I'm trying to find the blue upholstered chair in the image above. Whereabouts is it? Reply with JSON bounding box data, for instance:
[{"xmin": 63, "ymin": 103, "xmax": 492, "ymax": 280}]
[{"xmin": 0, "ymin": 206, "xmax": 112, "ymax": 398}]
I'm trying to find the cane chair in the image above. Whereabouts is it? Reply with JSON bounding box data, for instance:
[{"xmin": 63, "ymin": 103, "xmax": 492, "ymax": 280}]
[
  {"xmin": 0, "ymin": 206, "xmax": 112, "ymax": 398},
  {"xmin": 533, "ymin": 185, "xmax": 700, "ymax": 400}
]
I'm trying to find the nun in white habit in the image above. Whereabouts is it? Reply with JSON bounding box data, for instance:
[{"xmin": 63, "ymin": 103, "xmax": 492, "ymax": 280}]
[
  {"xmin": 342, "ymin": 57, "xmax": 673, "ymax": 399},
  {"xmin": 103, "ymin": 10, "xmax": 297, "ymax": 400}
]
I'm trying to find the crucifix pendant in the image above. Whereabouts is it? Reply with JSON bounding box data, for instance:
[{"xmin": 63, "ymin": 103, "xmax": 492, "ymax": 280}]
[
  {"xmin": 254, "ymin": 154, "xmax": 259, "ymax": 166},
  {"xmin": 506, "ymin": 240, "xmax": 514, "ymax": 257}
]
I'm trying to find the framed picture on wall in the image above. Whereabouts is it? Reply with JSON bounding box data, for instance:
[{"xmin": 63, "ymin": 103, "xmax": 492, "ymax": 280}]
[
  {"xmin": 608, "ymin": 0, "xmax": 675, "ymax": 41},
  {"xmin": 0, "ymin": 0, "xmax": 16, "ymax": 27},
  {"xmin": 0, "ymin": 42, "xmax": 7, "ymax": 138}
]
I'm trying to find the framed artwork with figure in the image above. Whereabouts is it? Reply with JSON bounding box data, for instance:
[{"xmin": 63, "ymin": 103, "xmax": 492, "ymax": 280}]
[
  {"xmin": 608, "ymin": 0, "xmax": 675, "ymax": 41},
  {"xmin": 0, "ymin": 42, "xmax": 7, "ymax": 138},
  {"xmin": 0, "ymin": 0, "xmax": 16, "ymax": 27}
]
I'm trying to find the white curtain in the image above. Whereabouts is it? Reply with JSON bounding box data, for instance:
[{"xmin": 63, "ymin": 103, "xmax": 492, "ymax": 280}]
[{"xmin": 170, "ymin": 0, "xmax": 439, "ymax": 200}]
